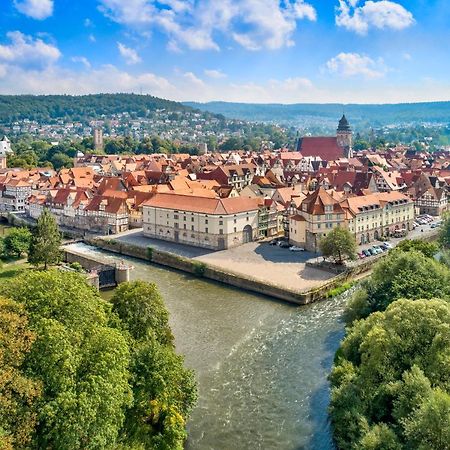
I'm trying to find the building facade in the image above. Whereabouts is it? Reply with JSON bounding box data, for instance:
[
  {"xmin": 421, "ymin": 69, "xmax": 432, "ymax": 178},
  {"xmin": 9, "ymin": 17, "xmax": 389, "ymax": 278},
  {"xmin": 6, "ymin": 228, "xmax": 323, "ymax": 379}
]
[{"xmin": 143, "ymin": 193, "xmax": 260, "ymax": 250}]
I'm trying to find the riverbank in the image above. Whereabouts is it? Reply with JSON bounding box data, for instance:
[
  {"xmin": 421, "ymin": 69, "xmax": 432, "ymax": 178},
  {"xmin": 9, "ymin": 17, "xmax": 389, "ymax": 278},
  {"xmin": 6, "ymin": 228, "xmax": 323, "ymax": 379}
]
[{"xmin": 82, "ymin": 235, "xmax": 378, "ymax": 305}]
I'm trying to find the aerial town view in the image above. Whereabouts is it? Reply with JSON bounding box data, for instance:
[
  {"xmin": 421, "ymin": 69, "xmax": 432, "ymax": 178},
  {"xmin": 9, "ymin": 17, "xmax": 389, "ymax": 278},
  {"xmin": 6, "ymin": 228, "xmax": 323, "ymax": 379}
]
[{"xmin": 0, "ymin": 1, "xmax": 449, "ymax": 449}]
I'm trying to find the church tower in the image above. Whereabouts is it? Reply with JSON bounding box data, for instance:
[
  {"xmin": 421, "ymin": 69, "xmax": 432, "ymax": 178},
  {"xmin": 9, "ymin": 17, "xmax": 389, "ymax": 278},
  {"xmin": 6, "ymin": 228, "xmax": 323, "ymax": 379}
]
[{"xmin": 336, "ymin": 114, "xmax": 353, "ymax": 158}]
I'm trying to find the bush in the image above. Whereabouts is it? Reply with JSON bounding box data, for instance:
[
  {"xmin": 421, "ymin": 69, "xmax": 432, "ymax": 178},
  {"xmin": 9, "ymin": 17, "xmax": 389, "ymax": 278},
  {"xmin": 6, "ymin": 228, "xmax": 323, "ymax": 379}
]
[{"xmin": 147, "ymin": 246, "xmax": 153, "ymax": 261}]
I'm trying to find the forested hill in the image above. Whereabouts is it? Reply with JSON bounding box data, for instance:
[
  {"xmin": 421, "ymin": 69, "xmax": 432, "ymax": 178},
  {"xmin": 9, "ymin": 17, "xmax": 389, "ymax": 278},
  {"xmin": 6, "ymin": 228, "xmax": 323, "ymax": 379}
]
[
  {"xmin": 184, "ymin": 101, "xmax": 450, "ymax": 128},
  {"xmin": 0, "ymin": 94, "xmax": 194, "ymax": 123}
]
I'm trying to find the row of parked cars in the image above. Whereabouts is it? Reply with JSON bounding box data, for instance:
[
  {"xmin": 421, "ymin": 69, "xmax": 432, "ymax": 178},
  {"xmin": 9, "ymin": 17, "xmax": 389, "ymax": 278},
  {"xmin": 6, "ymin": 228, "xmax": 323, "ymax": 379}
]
[
  {"xmin": 269, "ymin": 238, "xmax": 306, "ymax": 252},
  {"xmin": 358, "ymin": 242, "xmax": 393, "ymax": 259},
  {"xmin": 414, "ymin": 214, "xmax": 440, "ymax": 228}
]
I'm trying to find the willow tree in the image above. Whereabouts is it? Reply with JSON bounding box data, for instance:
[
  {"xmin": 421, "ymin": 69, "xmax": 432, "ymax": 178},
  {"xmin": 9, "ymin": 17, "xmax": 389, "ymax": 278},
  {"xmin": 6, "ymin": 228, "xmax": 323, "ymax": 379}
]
[{"xmin": 28, "ymin": 209, "xmax": 62, "ymax": 269}]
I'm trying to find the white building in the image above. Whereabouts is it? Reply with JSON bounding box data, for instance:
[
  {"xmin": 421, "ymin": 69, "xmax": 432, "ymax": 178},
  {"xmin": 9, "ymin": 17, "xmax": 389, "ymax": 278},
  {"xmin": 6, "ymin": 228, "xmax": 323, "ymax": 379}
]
[{"xmin": 143, "ymin": 193, "xmax": 261, "ymax": 250}]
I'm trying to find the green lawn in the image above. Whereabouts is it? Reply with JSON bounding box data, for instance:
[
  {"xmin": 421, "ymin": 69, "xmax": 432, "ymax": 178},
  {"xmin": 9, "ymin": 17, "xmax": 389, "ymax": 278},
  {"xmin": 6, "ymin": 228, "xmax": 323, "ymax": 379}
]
[{"xmin": 0, "ymin": 262, "xmax": 29, "ymax": 280}]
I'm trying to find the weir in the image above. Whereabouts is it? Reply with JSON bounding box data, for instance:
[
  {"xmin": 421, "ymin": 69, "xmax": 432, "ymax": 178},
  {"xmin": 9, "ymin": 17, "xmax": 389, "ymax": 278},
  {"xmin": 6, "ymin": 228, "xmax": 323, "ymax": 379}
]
[{"xmin": 63, "ymin": 245, "xmax": 131, "ymax": 289}]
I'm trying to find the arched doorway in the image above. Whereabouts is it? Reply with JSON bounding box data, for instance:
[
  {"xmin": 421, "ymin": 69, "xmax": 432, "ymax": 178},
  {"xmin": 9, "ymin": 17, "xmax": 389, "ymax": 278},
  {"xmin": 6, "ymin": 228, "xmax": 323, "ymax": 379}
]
[
  {"xmin": 374, "ymin": 230, "xmax": 379, "ymax": 240},
  {"xmin": 243, "ymin": 225, "xmax": 253, "ymax": 243}
]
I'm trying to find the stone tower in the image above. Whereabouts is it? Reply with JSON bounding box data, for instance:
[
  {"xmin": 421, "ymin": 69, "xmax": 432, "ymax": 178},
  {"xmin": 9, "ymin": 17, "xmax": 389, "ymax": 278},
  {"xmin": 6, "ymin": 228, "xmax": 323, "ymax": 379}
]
[
  {"xmin": 93, "ymin": 128, "xmax": 104, "ymax": 152},
  {"xmin": 336, "ymin": 114, "xmax": 353, "ymax": 158}
]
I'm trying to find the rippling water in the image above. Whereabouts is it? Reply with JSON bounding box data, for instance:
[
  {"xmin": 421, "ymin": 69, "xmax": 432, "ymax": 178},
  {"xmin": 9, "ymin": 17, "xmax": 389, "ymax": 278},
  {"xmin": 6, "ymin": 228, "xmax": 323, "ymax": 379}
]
[{"xmin": 66, "ymin": 243, "xmax": 347, "ymax": 450}]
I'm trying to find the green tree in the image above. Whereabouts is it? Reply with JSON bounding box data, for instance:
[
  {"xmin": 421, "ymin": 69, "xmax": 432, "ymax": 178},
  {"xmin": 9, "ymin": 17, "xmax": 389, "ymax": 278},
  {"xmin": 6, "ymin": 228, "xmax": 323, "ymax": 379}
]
[
  {"xmin": 319, "ymin": 227, "xmax": 357, "ymax": 264},
  {"xmin": 0, "ymin": 270, "xmax": 132, "ymax": 450},
  {"xmin": 330, "ymin": 299, "xmax": 450, "ymax": 450},
  {"xmin": 394, "ymin": 239, "xmax": 438, "ymax": 258},
  {"xmin": 28, "ymin": 209, "xmax": 62, "ymax": 269},
  {"xmin": 345, "ymin": 249, "xmax": 450, "ymax": 323},
  {"xmin": 111, "ymin": 281, "xmax": 173, "ymax": 345},
  {"xmin": 439, "ymin": 213, "xmax": 450, "ymax": 248},
  {"xmin": 111, "ymin": 281, "xmax": 197, "ymax": 449},
  {"xmin": 3, "ymin": 227, "xmax": 32, "ymax": 258},
  {"xmin": 0, "ymin": 297, "xmax": 42, "ymax": 449}
]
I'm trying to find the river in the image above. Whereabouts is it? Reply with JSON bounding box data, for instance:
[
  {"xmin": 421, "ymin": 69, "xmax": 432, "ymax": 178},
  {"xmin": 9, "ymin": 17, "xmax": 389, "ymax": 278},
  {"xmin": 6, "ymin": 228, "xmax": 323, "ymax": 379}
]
[{"xmin": 66, "ymin": 243, "xmax": 347, "ymax": 450}]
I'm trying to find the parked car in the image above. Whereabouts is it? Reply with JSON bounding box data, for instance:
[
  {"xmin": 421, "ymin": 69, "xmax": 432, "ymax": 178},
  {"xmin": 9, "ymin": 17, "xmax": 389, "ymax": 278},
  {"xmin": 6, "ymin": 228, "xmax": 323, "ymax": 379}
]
[
  {"xmin": 269, "ymin": 239, "xmax": 279, "ymax": 245},
  {"xmin": 363, "ymin": 249, "xmax": 372, "ymax": 257},
  {"xmin": 431, "ymin": 223, "xmax": 439, "ymax": 229},
  {"xmin": 372, "ymin": 245, "xmax": 382, "ymax": 255},
  {"xmin": 278, "ymin": 241, "xmax": 290, "ymax": 248},
  {"xmin": 289, "ymin": 246, "xmax": 305, "ymax": 252},
  {"xmin": 383, "ymin": 242, "xmax": 393, "ymax": 249},
  {"xmin": 358, "ymin": 252, "xmax": 366, "ymax": 259}
]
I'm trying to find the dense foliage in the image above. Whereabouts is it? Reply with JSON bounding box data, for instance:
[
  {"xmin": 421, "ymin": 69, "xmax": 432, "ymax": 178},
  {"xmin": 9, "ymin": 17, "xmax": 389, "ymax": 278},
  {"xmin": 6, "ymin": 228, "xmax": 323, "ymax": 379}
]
[
  {"xmin": 330, "ymin": 299, "xmax": 450, "ymax": 450},
  {"xmin": 1, "ymin": 227, "xmax": 32, "ymax": 259},
  {"xmin": 344, "ymin": 249, "xmax": 449, "ymax": 324},
  {"xmin": 0, "ymin": 297, "xmax": 42, "ymax": 449},
  {"xmin": 0, "ymin": 94, "xmax": 190, "ymax": 124},
  {"xmin": 111, "ymin": 281, "xmax": 197, "ymax": 449},
  {"xmin": 319, "ymin": 227, "xmax": 357, "ymax": 265},
  {"xmin": 439, "ymin": 214, "xmax": 450, "ymax": 248},
  {"xmin": 0, "ymin": 272, "xmax": 197, "ymax": 449}
]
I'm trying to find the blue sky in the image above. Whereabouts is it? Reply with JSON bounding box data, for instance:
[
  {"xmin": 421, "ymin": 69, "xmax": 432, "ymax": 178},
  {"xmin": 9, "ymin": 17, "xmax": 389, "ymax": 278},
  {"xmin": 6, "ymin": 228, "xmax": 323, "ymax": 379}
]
[{"xmin": 0, "ymin": 0, "xmax": 449, "ymax": 103}]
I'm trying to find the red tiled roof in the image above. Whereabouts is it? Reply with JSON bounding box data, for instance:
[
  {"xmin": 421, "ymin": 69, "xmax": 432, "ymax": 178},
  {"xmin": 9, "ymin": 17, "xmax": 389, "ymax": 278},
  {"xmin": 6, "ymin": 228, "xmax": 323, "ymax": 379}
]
[
  {"xmin": 143, "ymin": 193, "xmax": 260, "ymax": 215},
  {"xmin": 298, "ymin": 137, "xmax": 343, "ymax": 161}
]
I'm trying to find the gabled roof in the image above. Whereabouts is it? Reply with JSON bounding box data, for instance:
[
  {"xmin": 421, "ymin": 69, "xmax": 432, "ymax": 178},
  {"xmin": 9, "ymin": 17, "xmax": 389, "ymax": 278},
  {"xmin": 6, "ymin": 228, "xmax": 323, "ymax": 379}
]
[{"xmin": 298, "ymin": 137, "xmax": 343, "ymax": 161}]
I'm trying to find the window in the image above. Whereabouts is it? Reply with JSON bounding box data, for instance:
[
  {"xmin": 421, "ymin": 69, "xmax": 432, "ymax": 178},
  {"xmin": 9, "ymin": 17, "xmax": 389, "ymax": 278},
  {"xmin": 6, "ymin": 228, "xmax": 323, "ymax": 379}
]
[
  {"xmin": 183, "ymin": 224, "xmax": 186, "ymax": 230},
  {"xmin": 219, "ymin": 220, "xmax": 223, "ymax": 225},
  {"xmin": 205, "ymin": 219, "xmax": 209, "ymax": 224},
  {"xmin": 317, "ymin": 223, "xmax": 321, "ymax": 229},
  {"xmin": 191, "ymin": 225, "xmax": 194, "ymax": 231},
  {"xmin": 191, "ymin": 217, "xmax": 194, "ymax": 222},
  {"xmin": 234, "ymin": 219, "xmax": 237, "ymax": 224},
  {"xmin": 219, "ymin": 229, "xmax": 223, "ymax": 235},
  {"xmin": 205, "ymin": 227, "xmax": 208, "ymax": 233},
  {"xmin": 174, "ymin": 214, "xmax": 179, "ymax": 219},
  {"xmin": 234, "ymin": 227, "xmax": 237, "ymax": 232}
]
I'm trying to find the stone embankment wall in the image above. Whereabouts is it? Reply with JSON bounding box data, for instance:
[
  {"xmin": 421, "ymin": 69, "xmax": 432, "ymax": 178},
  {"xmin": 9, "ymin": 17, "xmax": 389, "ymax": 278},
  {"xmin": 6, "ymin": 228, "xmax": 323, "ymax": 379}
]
[{"xmin": 86, "ymin": 237, "xmax": 376, "ymax": 305}]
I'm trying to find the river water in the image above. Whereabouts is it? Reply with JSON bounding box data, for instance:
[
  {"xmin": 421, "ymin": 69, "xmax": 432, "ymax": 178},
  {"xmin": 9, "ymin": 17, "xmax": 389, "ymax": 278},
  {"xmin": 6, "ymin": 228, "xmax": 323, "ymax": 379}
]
[{"xmin": 66, "ymin": 243, "xmax": 347, "ymax": 450}]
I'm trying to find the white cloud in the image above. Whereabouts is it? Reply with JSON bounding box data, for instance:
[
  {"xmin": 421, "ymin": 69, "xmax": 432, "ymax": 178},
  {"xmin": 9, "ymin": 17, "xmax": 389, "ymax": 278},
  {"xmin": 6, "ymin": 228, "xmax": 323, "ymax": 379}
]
[
  {"xmin": 88, "ymin": 34, "xmax": 96, "ymax": 43},
  {"xmin": 327, "ymin": 52, "xmax": 387, "ymax": 79},
  {"xmin": 336, "ymin": 0, "xmax": 414, "ymax": 34},
  {"xmin": 0, "ymin": 61, "xmax": 448, "ymax": 104},
  {"xmin": 71, "ymin": 56, "xmax": 91, "ymax": 68},
  {"xmin": 183, "ymin": 71, "xmax": 206, "ymax": 87},
  {"xmin": 14, "ymin": 0, "xmax": 53, "ymax": 20},
  {"xmin": 117, "ymin": 42, "xmax": 142, "ymax": 65},
  {"xmin": 98, "ymin": 0, "xmax": 317, "ymax": 51},
  {"xmin": 0, "ymin": 31, "xmax": 61, "ymax": 69},
  {"xmin": 204, "ymin": 69, "xmax": 227, "ymax": 79},
  {"xmin": 0, "ymin": 64, "xmax": 176, "ymax": 97}
]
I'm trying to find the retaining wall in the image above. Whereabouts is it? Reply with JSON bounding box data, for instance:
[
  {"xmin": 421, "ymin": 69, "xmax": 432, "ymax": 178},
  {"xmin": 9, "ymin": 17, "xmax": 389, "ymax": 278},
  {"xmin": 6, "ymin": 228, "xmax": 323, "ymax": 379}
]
[{"xmin": 85, "ymin": 237, "xmax": 375, "ymax": 305}]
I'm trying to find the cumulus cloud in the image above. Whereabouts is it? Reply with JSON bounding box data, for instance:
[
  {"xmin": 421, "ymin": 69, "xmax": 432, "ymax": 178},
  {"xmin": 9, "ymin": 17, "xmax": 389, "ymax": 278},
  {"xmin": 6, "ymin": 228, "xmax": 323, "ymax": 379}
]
[
  {"xmin": 98, "ymin": 0, "xmax": 317, "ymax": 51},
  {"xmin": 117, "ymin": 42, "xmax": 142, "ymax": 65},
  {"xmin": 0, "ymin": 31, "xmax": 60, "ymax": 69},
  {"xmin": 14, "ymin": 0, "xmax": 53, "ymax": 20},
  {"xmin": 204, "ymin": 69, "xmax": 227, "ymax": 79},
  {"xmin": 327, "ymin": 52, "xmax": 387, "ymax": 79},
  {"xmin": 336, "ymin": 0, "xmax": 414, "ymax": 34}
]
